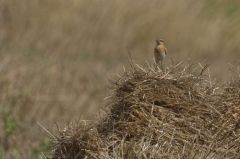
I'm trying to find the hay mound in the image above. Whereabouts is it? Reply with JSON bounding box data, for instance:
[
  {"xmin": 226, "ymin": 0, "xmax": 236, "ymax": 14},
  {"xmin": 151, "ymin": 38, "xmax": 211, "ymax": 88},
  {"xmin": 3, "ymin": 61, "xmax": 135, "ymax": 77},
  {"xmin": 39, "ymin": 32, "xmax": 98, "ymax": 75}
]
[{"xmin": 52, "ymin": 65, "xmax": 240, "ymax": 159}]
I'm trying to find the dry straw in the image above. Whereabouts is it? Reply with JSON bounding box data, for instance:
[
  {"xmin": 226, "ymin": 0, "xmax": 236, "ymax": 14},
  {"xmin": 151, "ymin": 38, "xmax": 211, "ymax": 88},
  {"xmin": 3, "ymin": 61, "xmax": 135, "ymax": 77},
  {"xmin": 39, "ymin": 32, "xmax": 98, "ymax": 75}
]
[{"xmin": 52, "ymin": 63, "xmax": 240, "ymax": 159}]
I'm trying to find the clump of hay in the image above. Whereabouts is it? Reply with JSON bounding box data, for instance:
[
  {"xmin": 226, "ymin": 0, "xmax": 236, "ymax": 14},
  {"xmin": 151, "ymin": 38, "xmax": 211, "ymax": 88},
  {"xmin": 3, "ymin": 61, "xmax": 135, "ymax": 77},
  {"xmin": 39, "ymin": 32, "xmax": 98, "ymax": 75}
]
[
  {"xmin": 52, "ymin": 122, "xmax": 106, "ymax": 159},
  {"xmin": 223, "ymin": 80, "xmax": 240, "ymax": 107},
  {"xmin": 220, "ymin": 80, "xmax": 240, "ymax": 131},
  {"xmin": 52, "ymin": 64, "xmax": 240, "ymax": 159}
]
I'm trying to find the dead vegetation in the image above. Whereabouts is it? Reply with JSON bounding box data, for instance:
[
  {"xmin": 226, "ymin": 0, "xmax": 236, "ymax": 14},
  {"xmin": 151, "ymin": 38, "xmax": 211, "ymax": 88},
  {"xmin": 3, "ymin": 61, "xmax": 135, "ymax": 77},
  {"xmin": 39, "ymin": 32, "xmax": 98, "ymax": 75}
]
[{"xmin": 52, "ymin": 64, "xmax": 240, "ymax": 159}]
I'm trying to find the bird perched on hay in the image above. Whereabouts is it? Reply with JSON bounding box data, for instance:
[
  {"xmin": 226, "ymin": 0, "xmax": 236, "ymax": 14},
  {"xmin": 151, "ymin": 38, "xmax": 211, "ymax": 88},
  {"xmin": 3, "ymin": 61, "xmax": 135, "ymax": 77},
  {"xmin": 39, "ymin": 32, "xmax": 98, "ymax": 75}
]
[{"xmin": 154, "ymin": 39, "xmax": 167, "ymax": 70}]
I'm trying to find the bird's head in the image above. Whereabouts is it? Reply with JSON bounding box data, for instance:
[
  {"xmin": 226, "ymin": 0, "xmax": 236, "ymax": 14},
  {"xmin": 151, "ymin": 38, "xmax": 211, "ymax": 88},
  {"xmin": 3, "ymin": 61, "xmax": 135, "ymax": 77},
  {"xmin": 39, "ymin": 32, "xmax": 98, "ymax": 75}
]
[{"xmin": 156, "ymin": 39, "xmax": 165, "ymax": 45}]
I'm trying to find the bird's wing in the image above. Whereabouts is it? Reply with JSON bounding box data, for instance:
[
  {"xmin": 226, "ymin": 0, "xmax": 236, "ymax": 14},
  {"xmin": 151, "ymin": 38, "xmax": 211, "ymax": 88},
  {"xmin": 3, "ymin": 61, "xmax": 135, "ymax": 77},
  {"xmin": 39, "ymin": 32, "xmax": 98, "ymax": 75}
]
[{"xmin": 154, "ymin": 47, "xmax": 159, "ymax": 53}]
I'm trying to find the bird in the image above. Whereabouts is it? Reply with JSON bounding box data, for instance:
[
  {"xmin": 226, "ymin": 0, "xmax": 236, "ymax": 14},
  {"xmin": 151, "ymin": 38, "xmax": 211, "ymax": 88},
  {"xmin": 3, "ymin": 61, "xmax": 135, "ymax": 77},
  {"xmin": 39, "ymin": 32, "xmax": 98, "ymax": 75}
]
[{"xmin": 154, "ymin": 39, "xmax": 167, "ymax": 70}]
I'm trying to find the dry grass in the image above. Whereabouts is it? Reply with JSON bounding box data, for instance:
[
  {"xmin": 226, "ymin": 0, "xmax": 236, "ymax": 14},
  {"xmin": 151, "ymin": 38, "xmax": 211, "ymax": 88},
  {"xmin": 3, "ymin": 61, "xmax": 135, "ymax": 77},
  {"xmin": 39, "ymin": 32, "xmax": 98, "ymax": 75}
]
[
  {"xmin": 53, "ymin": 63, "xmax": 240, "ymax": 159},
  {"xmin": 0, "ymin": 0, "xmax": 240, "ymax": 158}
]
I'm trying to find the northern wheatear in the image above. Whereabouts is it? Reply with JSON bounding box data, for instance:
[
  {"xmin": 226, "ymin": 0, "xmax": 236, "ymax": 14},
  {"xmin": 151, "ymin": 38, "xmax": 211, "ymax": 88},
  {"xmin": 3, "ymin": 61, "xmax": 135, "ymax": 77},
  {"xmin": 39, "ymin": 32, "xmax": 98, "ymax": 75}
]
[{"xmin": 154, "ymin": 39, "xmax": 167, "ymax": 70}]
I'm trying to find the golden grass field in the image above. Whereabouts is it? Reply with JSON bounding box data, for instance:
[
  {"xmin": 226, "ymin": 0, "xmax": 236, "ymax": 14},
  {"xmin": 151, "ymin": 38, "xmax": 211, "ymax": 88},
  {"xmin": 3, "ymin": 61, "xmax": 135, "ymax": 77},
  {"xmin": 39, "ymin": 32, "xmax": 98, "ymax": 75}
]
[{"xmin": 0, "ymin": 0, "xmax": 240, "ymax": 158}]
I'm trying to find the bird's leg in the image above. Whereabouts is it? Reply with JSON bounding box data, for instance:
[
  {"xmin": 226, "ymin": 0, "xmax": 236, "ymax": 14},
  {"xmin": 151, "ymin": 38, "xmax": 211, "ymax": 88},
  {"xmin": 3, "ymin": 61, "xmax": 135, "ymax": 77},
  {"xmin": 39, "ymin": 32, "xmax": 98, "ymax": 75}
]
[
  {"xmin": 154, "ymin": 63, "xmax": 158, "ymax": 71},
  {"xmin": 160, "ymin": 61, "xmax": 163, "ymax": 71},
  {"xmin": 161, "ymin": 60, "xmax": 166, "ymax": 72}
]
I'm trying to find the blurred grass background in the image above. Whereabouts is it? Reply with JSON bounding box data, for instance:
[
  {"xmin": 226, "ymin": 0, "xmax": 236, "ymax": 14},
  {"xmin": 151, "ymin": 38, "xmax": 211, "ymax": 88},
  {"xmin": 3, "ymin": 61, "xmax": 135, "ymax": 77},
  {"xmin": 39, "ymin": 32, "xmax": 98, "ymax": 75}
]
[{"xmin": 0, "ymin": 0, "xmax": 240, "ymax": 158}]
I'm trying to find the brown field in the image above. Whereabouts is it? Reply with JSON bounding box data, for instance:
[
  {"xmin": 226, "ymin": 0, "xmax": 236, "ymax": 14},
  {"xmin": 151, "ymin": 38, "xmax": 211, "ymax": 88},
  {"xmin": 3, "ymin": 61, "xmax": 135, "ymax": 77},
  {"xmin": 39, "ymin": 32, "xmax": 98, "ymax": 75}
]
[{"xmin": 0, "ymin": 0, "xmax": 240, "ymax": 158}]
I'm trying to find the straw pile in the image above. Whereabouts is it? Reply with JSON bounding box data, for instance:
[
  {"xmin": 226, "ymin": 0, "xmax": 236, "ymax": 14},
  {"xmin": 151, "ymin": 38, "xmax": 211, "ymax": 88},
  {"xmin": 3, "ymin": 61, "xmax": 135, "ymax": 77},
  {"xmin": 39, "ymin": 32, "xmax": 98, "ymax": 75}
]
[{"xmin": 52, "ymin": 64, "xmax": 240, "ymax": 159}]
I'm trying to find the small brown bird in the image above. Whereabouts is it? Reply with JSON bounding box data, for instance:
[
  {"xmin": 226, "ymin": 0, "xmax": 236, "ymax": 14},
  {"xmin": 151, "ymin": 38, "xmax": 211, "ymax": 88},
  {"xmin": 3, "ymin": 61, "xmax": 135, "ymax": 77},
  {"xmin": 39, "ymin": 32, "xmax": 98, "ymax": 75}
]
[{"xmin": 154, "ymin": 39, "xmax": 167, "ymax": 70}]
